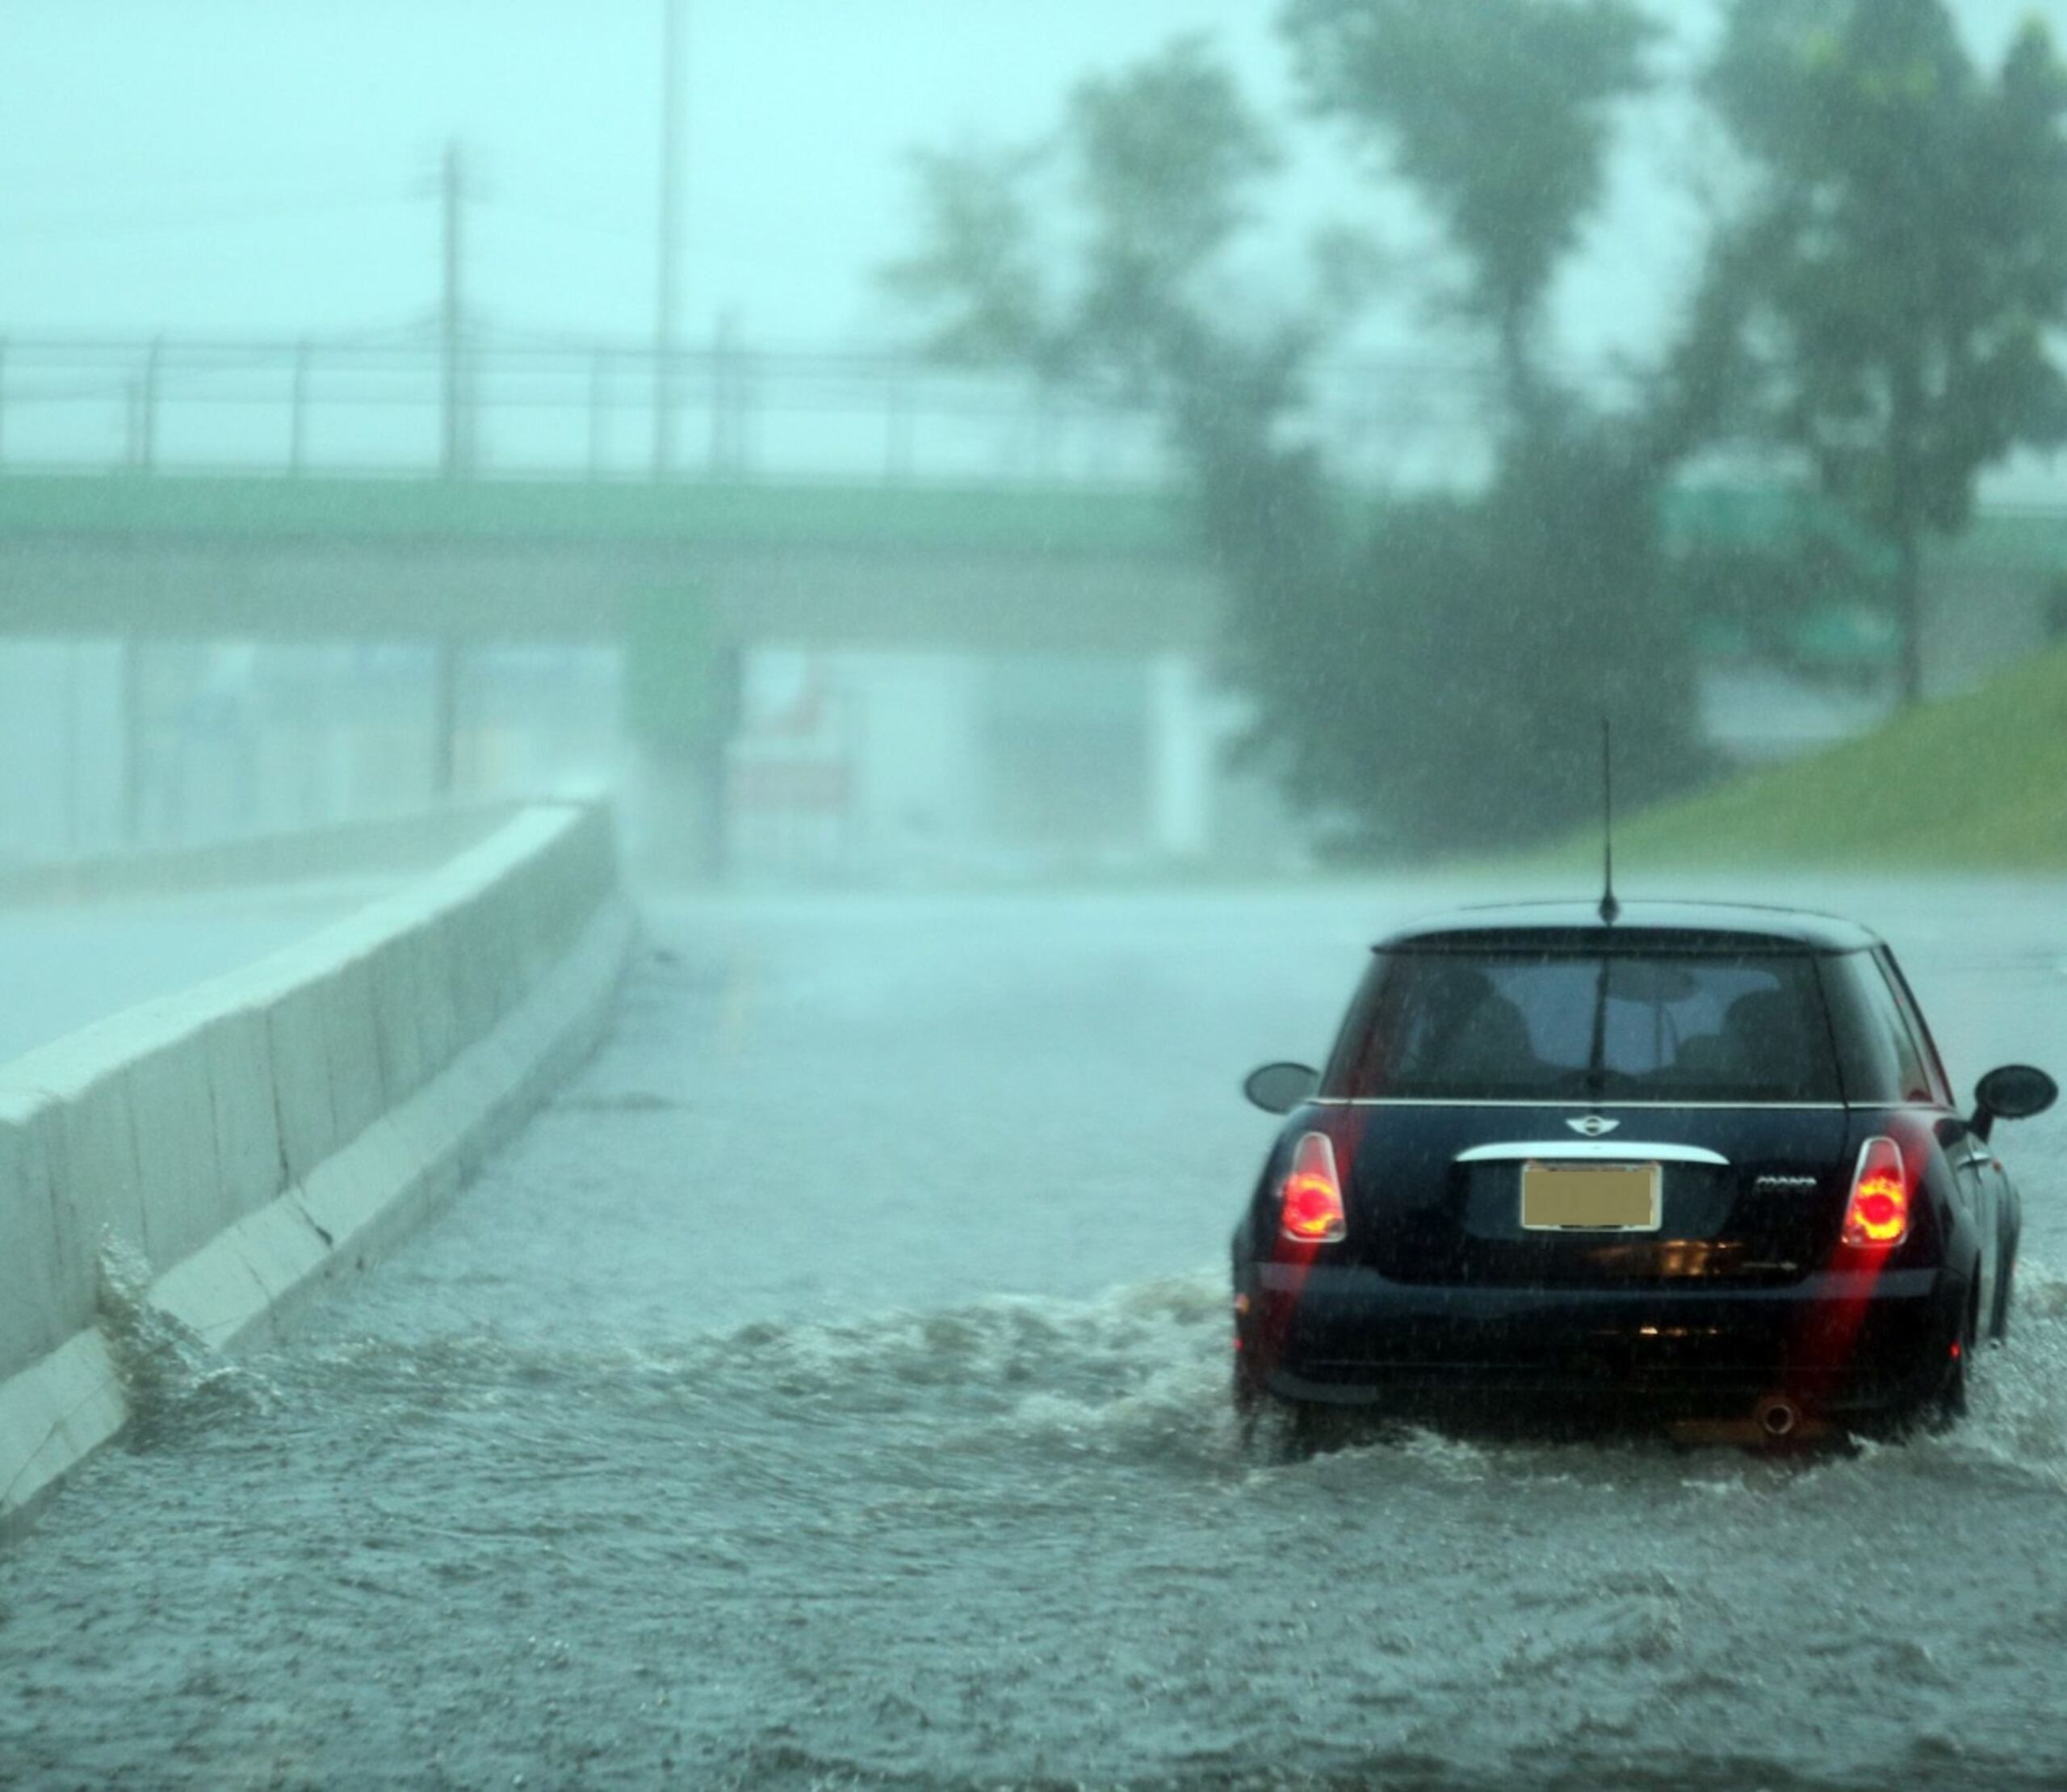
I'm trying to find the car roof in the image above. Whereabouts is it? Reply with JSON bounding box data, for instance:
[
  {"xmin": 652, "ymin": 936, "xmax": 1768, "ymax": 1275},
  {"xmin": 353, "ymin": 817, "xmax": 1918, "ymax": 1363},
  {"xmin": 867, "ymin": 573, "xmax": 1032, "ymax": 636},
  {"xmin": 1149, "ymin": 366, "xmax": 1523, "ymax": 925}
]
[{"xmin": 1375, "ymin": 900, "xmax": 1883, "ymax": 955}]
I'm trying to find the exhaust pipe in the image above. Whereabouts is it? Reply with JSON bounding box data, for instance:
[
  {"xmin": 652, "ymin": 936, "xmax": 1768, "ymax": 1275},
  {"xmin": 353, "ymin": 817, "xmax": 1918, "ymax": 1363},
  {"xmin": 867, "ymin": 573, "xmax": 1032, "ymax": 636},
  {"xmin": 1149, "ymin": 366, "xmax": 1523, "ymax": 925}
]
[{"xmin": 1754, "ymin": 1394, "xmax": 1801, "ymax": 1440}]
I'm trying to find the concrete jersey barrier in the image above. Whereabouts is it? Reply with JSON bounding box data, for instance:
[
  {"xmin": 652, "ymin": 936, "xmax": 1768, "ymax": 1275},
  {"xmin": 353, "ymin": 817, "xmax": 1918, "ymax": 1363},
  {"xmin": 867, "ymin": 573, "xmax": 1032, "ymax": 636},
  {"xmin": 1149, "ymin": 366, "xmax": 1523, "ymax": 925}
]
[
  {"xmin": 0, "ymin": 801, "xmax": 635, "ymax": 1528},
  {"xmin": 0, "ymin": 803, "xmax": 529, "ymax": 909}
]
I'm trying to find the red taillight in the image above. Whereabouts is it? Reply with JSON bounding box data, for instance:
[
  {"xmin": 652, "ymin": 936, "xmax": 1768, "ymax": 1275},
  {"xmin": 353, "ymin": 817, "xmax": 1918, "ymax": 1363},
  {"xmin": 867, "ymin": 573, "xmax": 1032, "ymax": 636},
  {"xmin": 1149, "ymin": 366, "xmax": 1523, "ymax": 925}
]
[
  {"xmin": 1842, "ymin": 1135, "xmax": 1910, "ymax": 1249},
  {"xmin": 1280, "ymin": 1132, "xmax": 1346, "ymax": 1244}
]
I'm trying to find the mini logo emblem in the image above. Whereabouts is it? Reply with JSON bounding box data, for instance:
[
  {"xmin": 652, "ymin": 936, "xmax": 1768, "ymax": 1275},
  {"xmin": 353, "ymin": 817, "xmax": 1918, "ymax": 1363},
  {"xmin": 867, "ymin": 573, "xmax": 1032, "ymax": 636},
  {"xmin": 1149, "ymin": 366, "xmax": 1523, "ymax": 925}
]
[{"xmin": 1567, "ymin": 1115, "xmax": 1620, "ymax": 1138}]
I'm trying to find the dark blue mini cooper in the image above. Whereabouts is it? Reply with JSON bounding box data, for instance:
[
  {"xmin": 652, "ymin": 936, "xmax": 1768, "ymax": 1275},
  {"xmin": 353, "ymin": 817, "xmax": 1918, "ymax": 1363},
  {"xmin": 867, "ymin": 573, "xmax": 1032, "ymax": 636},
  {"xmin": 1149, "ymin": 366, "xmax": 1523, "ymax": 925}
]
[{"xmin": 1234, "ymin": 902, "xmax": 2057, "ymax": 1441}]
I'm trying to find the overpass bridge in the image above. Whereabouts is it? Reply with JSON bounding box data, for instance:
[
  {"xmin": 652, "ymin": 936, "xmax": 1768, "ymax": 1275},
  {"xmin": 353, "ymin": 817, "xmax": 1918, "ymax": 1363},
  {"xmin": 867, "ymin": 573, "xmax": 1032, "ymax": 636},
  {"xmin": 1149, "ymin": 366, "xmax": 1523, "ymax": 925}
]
[
  {"xmin": 0, "ymin": 474, "xmax": 1220, "ymax": 654},
  {"xmin": 2, "ymin": 466, "xmax": 2062, "ymax": 878},
  {"xmin": 0, "ymin": 472, "xmax": 1240, "ymax": 875},
  {"xmin": 0, "ymin": 328, "xmax": 2058, "ymax": 874},
  {"xmin": 0, "ymin": 472, "xmax": 1239, "ymax": 873},
  {"xmin": 2, "ymin": 468, "xmax": 2060, "ymax": 653},
  {"xmin": 2, "ymin": 328, "xmax": 2057, "ymax": 662}
]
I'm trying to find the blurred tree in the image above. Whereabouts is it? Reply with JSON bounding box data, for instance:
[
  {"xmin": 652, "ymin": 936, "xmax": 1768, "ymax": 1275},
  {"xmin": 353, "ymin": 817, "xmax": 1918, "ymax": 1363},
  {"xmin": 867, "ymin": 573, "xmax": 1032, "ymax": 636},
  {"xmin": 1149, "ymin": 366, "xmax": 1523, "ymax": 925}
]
[
  {"xmin": 879, "ymin": 145, "xmax": 1054, "ymax": 374},
  {"xmin": 1281, "ymin": 0, "xmax": 1656, "ymax": 419},
  {"xmin": 1668, "ymin": 535, "xmax": 1886, "ymax": 675},
  {"xmin": 1701, "ymin": 0, "xmax": 2067, "ymax": 703},
  {"xmin": 883, "ymin": 39, "xmax": 1294, "ymax": 396},
  {"xmin": 1271, "ymin": 0, "xmax": 1710, "ymax": 850},
  {"xmin": 1196, "ymin": 425, "xmax": 1701, "ymax": 857},
  {"xmin": 886, "ymin": 17, "xmax": 1714, "ymax": 857}
]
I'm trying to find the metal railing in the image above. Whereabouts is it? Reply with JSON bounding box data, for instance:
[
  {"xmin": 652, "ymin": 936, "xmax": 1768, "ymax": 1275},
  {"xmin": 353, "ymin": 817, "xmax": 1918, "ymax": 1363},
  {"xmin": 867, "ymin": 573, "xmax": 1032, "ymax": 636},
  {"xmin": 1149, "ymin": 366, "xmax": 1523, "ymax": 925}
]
[{"xmin": 0, "ymin": 329, "xmax": 1523, "ymax": 489}]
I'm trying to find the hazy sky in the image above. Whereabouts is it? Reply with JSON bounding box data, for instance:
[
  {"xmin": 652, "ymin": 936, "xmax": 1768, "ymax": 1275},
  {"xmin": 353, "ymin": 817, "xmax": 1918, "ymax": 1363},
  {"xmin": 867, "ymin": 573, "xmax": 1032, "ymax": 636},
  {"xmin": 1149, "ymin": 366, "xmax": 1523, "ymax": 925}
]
[
  {"xmin": 5, "ymin": 0, "xmax": 2065, "ymax": 367},
  {"xmin": 2, "ymin": 1, "xmax": 1295, "ymax": 346}
]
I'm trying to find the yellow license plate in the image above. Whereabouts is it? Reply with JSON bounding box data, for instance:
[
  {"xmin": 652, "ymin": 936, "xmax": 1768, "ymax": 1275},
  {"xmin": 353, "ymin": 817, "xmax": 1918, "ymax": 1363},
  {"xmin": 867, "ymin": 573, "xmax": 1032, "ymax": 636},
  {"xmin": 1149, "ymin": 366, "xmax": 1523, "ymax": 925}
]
[{"xmin": 1520, "ymin": 1161, "xmax": 1662, "ymax": 1232}]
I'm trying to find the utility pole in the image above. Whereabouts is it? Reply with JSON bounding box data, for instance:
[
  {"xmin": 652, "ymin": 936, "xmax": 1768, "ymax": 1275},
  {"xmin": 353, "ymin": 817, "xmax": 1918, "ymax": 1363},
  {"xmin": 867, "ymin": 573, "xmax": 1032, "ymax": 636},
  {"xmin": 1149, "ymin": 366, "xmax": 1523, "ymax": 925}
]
[
  {"xmin": 119, "ymin": 639, "xmax": 144, "ymax": 846},
  {"xmin": 129, "ymin": 337, "xmax": 164, "ymax": 472},
  {"xmin": 432, "ymin": 640, "xmax": 459, "ymax": 801},
  {"xmin": 290, "ymin": 338, "xmax": 312, "ymax": 475},
  {"xmin": 442, "ymin": 139, "xmax": 470, "ymax": 479},
  {"xmin": 653, "ymin": 0, "xmax": 686, "ymax": 476},
  {"xmin": 589, "ymin": 347, "xmax": 610, "ymax": 479},
  {"xmin": 435, "ymin": 140, "xmax": 471, "ymax": 795}
]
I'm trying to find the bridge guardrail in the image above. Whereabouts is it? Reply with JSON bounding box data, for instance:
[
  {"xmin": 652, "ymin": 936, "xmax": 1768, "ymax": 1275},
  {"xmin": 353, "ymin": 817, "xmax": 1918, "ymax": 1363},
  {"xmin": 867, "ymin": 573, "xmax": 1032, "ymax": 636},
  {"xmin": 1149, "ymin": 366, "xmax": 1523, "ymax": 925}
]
[
  {"xmin": 0, "ymin": 332, "xmax": 1511, "ymax": 489},
  {"xmin": 0, "ymin": 803, "xmax": 526, "ymax": 907}
]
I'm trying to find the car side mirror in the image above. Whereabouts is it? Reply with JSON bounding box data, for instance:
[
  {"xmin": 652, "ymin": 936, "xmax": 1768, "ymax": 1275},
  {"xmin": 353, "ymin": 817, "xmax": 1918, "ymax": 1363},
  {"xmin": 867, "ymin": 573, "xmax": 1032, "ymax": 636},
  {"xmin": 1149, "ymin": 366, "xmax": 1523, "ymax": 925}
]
[
  {"xmin": 1244, "ymin": 1062, "xmax": 1319, "ymax": 1115},
  {"xmin": 1973, "ymin": 1064, "xmax": 2059, "ymax": 1141}
]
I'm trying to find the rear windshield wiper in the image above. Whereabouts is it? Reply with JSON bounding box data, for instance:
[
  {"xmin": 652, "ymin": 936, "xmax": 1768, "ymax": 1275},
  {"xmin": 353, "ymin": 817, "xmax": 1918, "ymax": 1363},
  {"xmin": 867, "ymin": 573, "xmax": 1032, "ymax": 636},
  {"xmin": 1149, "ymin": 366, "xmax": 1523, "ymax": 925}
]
[{"xmin": 1585, "ymin": 957, "xmax": 1610, "ymax": 1101}]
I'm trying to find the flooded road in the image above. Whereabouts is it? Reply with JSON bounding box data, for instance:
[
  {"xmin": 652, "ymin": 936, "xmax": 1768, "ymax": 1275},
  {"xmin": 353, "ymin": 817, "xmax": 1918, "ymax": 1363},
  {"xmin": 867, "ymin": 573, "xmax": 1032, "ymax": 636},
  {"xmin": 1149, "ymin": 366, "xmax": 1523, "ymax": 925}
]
[{"xmin": 5, "ymin": 879, "xmax": 2067, "ymax": 1790}]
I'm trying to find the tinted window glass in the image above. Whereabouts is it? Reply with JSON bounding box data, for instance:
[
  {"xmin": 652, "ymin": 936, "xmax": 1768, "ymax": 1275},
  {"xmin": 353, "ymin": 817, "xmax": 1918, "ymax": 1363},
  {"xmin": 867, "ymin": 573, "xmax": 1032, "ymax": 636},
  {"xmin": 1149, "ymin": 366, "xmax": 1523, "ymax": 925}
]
[
  {"xmin": 1331, "ymin": 949, "xmax": 1841, "ymax": 1102},
  {"xmin": 1845, "ymin": 953, "xmax": 1936, "ymax": 1104},
  {"xmin": 1876, "ymin": 948, "xmax": 1951, "ymax": 1104}
]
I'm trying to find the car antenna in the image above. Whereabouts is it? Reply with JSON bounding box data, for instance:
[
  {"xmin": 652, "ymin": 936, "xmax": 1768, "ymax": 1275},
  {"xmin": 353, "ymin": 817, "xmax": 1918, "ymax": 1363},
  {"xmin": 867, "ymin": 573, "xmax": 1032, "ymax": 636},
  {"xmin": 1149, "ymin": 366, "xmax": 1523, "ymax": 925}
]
[{"xmin": 1599, "ymin": 717, "xmax": 1620, "ymax": 926}]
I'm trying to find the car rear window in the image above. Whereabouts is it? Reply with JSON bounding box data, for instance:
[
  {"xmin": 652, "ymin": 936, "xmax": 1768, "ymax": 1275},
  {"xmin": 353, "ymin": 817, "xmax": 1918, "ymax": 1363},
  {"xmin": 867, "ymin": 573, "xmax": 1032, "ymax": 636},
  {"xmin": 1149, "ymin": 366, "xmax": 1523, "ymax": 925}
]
[{"xmin": 1327, "ymin": 948, "xmax": 1843, "ymax": 1103}]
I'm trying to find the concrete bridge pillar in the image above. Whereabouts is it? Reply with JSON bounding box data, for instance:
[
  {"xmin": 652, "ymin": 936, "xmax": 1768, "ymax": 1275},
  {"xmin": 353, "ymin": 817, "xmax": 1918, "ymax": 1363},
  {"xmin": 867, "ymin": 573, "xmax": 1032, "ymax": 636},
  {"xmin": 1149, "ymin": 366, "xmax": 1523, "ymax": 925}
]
[{"xmin": 1147, "ymin": 651, "xmax": 1214, "ymax": 862}]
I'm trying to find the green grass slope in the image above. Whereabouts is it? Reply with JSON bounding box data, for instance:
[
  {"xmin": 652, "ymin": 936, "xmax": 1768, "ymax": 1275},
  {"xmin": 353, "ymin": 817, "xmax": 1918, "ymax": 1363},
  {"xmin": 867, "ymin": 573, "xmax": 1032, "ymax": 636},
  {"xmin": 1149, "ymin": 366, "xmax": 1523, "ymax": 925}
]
[{"xmin": 1611, "ymin": 644, "xmax": 2067, "ymax": 871}]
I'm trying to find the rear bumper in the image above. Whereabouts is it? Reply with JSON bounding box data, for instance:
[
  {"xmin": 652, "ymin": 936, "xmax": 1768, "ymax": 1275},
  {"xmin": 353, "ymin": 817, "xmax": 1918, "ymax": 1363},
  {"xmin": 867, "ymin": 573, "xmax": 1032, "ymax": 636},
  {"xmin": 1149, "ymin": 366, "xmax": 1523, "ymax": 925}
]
[{"xmin": 1241, "ymin": 1259, "xmax": 1964, "ymax": 1419}]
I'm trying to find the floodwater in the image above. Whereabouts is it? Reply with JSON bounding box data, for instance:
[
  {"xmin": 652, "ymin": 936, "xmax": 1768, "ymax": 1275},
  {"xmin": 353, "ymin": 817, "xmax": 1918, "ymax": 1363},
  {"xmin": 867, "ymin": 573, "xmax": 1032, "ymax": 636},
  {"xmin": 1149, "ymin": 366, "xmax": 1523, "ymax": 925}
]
[{"xmin": 5, "ymin": 879, "xmax": 2067, "ymax": 1790}]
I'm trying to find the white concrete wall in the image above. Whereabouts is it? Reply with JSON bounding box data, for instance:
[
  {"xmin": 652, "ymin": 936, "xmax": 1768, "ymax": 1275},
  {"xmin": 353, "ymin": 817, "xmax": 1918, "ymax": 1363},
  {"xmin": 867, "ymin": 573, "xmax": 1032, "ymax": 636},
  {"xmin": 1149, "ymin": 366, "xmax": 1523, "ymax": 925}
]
[
  {"xmin": 0, "ymin": 802, "xmax": 634, "ymax": 1527},
  {"xmin": 0, "ymin": 803, "xmax": 522, "ymax": 908}
]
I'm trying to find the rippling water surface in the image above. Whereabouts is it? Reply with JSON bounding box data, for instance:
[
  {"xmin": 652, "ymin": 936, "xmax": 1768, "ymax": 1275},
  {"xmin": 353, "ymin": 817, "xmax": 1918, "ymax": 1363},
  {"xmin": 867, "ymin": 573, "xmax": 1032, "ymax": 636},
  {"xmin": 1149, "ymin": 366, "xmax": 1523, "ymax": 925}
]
[{"xmin": 5, "ymin": 881, "xmax": 2067, "ymax": 1790}]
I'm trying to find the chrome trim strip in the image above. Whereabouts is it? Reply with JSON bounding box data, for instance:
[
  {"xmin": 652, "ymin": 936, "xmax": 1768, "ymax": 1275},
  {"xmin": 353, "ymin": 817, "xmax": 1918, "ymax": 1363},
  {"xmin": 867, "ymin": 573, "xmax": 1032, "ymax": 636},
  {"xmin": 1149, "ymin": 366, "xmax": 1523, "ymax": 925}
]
[
  {"xmin": 1457, "ymin": 1141, "xmax": 1729, "ymax": 1167},
  {"xmin": 1310, "ymin": 1097, "xmax": 1847, "ymax": 1111}
]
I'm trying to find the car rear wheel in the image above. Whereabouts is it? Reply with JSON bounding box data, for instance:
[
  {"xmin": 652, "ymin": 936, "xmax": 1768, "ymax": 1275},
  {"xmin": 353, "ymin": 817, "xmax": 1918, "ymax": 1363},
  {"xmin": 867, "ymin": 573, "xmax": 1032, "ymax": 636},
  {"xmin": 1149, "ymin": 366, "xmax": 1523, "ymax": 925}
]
[
  {"xmin": 1924, "ymin": 1285, "xmax": 1980, "ymax": 1433},
  {"xmin": 1991, "ymin": 1236, "xmax": 2018, "ymax": 1342},
  {"xmin": 1231, "ymin": 1376, "xmax": 1335, "ymax": 1459},
  {"xmin": 1232, "ymin": 1351, "xmax": 1263, "ymax": 1423}
]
